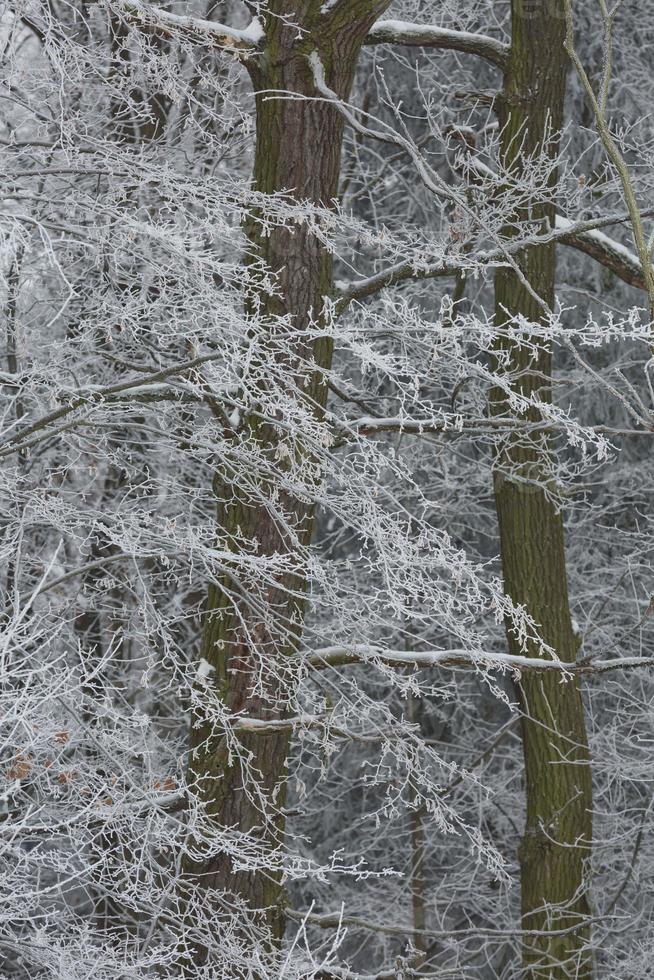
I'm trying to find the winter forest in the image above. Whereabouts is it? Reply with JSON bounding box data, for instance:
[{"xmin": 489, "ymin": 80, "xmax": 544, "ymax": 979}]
[{"xmin": 3, "ymin": 0, "xmax": 654, "ymax": 977}]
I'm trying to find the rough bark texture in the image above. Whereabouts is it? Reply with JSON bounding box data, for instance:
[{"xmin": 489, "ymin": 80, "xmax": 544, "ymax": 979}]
[
  {"xmin": 182, "ymin": 1, "xmax": 392, "ymax": 963},
  {"xmin": 492, "ymin": 3, "xmax": 593, "ymax": 977}
]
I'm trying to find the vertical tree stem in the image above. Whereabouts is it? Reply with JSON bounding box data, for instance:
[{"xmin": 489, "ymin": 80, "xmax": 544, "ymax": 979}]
[{"xmin": 492, "ymin": 2, "xmax": 593, "ymax": 976}]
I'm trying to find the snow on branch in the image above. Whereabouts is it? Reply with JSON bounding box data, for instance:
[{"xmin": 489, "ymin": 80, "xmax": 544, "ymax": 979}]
[
  {"xmin": 339, "ymin": 415, "xmax": 653, "ymax": 441},
  {"xmin": 306, "ymin": 645, "xmax": 654, "ymax": 676},
  {"xmin": 231, "ymin": 714, "xmax": 400, "ymax": 742},
  {"xmin": 307, "ymin": 644, "xmax": 570, "ymax": 674},
  {"xmin": 556, "ymin": 216, "xmax": 650, "ymax": 290},
  {"xmin": 112, "ymin": 0, "xmax": 263, "ymax": 53},
  {"xmin": 365, "ymin": 20, "xmax": 509, "ymax": 69},
  {"xmin": 335, "ymin": 256, "xmax": 462, "ymax": 311}
]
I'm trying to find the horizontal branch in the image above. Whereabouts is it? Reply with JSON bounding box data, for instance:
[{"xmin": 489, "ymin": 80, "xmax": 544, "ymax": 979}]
[
  {"xmin": 341, "ymin": 415, "xmax": 654, "ymax": 440},
  {"xmin": 308, "ymin": 645, "xmax": 567, "ymax": 673},
  {"xmin": 288, "ymin": 907, "xmax": 599, "ymax": 941},
  {"xmin": 337, "ymin": 211, "xmax": 654, "ymax": 310},
  {"xmin": 576, "ymin": 655, "xmax": 654, "ymax": 675},
  {"xmin": 306, "ymin": 644, "xmax": 654, "ymax": 676},
  {"xmin": 113, "ymin": 0, "xmax": 263, "ymax": 53},
  {"xmin": 335, "ymin": 257, "xmax": 460, "ymax": 310},
  {"xmin": 365, "ymin": 20, "xmax": 509, "ymax": 70},
  {"xmin": 230, "ymin": 714, "xmax": 386, "ymax": 742}
]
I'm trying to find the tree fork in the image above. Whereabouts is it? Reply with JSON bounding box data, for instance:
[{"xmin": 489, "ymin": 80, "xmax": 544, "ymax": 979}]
[{"xmin": 491, "ymin": 2, "xmax": 593, "ymax": 977}]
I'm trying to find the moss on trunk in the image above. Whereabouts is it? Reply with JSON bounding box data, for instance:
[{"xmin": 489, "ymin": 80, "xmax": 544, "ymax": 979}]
[{"xmin": 492, "ymin": 2, "xmax": 593, "ymax": 976}]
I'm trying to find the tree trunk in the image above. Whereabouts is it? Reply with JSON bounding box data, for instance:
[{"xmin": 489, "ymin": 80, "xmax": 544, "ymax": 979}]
[
  {"xmin": 182, "ymin": 1, "xmax": 391, "ymax": 963},
  {"xmin": 492, "ymin": 3, "xmax": 593, "ymax": 977}
]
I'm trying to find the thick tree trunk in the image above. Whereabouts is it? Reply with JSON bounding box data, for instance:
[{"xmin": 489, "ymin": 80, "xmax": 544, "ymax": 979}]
[
  {"xmin": 492, "ymin": 3, "xmax": 593, "ymax": 977},
  {"xmin": 182, "ymin": 1, "xmax": 391, "ymax": 963}
]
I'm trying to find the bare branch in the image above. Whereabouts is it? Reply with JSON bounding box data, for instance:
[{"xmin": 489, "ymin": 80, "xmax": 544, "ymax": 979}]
[
  {"xmin": 230, "ymin": 715, "xmax": 390, "ymax": 742},
  {"xmin": 288, "ymin": 907, "xmax": 600, "ymax": 940}
]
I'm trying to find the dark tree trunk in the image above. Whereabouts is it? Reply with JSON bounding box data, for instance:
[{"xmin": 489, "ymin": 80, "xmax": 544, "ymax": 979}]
[
  {"xmin": 492, "ymin": 2, "xmax": 593, "ymax": 977},
  {"xmin": 182, "ymin": 1, "xmax": 392, "ymax": 963}
]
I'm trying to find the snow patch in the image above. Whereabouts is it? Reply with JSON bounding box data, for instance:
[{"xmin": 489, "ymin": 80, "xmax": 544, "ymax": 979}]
[
  {"xmin": 242, "ymin": 17, "xmax": 264, "ymax": 44},
  {"xmin": 196, "ymin": 658, "xmax": 216, "ymax": 684}
]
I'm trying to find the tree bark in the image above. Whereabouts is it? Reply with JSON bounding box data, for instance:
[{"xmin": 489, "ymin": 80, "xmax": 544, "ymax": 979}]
[
  {"xmin": 492, "ymin": 2, "xmax": 593, "ymax": 977},
  {"xmin": 182, "ymin": 0, "xmax": 392, "ymax": 964}
]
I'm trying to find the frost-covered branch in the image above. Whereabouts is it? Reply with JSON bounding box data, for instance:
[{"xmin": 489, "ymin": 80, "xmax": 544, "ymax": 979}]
[
  {"xmin": 307, "ymin": 645, "xmax": 654, "ymax": 676},
  {"xmin": 337, "ymin": 211, "xmax": 654, "ymax": 309},
  {"xmin": 563, "ymin": 0, "xmax": 654, "ymax": 316},
  {"xmin": 112, "ymin": 0, "xmax": 263, "ymax": 53},
  {"xmin": 556, "ymin": 216, "xmax": 652, "ymax": 290},
  {"xmin": 0, "ymin": 352, "xmax": 230, "ymax": 458},
  {"xmin": 308, "ymin": 645, "xmax": 568, "ymax": 673}
]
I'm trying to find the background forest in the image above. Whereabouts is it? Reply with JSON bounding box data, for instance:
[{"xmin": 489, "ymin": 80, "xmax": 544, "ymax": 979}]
[{"xmin": 1, "ymin": 0, "xmax": 654, "ymax": 977}]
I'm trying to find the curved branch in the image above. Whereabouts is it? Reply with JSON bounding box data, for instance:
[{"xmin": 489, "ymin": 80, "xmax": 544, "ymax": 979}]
[
  {"xmin": 365, "ymin": 21, "xmax": 509, "ymax": 70},
  {"xmin": 556, "ymin": 217, "xmax": 649, "ymax": 290},
  {"xmin": 335, "ymin": 257, "xmax": 461, "ymax": 311}
]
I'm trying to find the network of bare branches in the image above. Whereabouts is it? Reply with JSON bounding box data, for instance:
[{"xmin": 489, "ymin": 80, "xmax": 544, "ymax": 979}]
[{"xmin": 1, "ymin": 1, "xmax": 654, "ymax": 978}]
